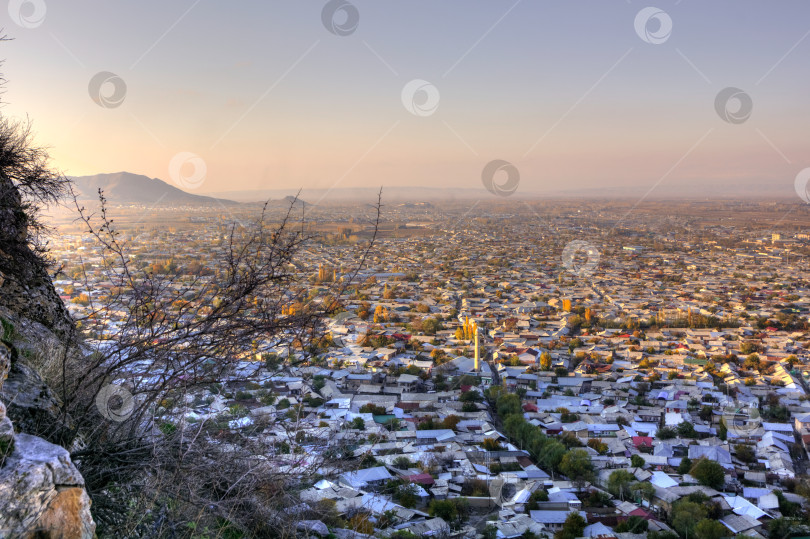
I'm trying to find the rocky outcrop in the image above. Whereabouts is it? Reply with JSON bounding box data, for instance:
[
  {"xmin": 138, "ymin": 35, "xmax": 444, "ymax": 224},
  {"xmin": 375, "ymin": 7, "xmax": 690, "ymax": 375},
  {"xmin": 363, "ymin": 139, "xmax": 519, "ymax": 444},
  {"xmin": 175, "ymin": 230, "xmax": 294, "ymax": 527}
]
[
  {"xmin": 0, "ymin": 173, "xmax": 74, "ymax": 340},
  {"xmin": 0, "ymin": 341, "xmax": 95, "ymax": 538},
  {"xmin": 0, "ymin": 308, "xmax": 69, "ymax": 444},
  {"xmin": 0, "ymin": 168, "xmax": 95, "ymax": 536}
]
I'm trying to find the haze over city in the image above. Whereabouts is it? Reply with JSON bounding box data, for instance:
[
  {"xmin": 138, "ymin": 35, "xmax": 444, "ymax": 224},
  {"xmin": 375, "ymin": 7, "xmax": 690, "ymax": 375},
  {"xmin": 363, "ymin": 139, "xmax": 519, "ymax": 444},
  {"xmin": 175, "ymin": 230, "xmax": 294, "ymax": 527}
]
[{"xmin": 4, "ymin": 0, "xmax": 810, "ymax": 198}]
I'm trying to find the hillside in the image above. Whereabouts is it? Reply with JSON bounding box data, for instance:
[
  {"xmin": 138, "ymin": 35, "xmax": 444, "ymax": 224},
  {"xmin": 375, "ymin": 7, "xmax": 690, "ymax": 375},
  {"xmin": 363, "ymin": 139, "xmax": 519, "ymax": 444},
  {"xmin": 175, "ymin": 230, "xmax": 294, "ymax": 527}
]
[{"xmin": 70, "ymin": 172, "xmax": 240, "ymax": 206}]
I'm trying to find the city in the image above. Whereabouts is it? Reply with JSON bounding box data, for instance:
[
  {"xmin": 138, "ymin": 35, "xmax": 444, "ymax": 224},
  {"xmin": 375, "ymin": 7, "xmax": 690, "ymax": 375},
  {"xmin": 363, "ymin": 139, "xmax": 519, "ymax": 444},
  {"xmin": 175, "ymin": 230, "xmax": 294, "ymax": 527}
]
[{"xmin": 34, "ymin": 197, "xmax": 810, "ymax": 538}]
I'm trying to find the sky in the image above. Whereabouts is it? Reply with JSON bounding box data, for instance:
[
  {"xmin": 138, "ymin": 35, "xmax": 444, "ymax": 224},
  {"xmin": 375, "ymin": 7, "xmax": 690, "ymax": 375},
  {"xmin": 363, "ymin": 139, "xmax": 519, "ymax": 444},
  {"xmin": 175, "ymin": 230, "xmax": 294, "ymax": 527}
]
[{"xmin": 3, "ymin": 0, "xmax": 810, "ymax": 197}]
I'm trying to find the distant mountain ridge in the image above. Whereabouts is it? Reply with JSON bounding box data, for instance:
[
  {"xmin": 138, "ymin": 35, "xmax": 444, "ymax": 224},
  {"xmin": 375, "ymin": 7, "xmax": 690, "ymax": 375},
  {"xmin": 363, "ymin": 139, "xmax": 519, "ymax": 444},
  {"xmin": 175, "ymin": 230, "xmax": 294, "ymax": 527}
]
[
  {"xmin": 70, "ymin": 172, "xmax": 796, "ymax": 205},
  {"xmin": 205, "ymin": 177, "xmax": 796, "ymax": 202},
  {"xmin": 70, "ymin": 172, "xmax": 239, "ymax": 206}
]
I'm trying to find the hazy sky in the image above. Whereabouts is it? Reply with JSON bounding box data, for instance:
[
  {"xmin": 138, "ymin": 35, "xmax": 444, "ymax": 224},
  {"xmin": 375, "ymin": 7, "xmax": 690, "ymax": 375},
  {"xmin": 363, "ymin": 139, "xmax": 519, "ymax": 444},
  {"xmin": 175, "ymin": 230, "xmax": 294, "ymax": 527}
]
[{"xmin": 3, "ymin": 0, "xmax": 810, "ymax": 197}]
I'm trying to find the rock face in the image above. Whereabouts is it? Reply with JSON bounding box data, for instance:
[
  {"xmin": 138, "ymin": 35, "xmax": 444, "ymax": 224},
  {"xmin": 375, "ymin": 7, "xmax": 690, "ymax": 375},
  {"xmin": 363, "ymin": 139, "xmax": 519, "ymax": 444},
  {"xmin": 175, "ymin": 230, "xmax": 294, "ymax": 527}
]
[
  {"xmin": 0, "ymin": 172, "xmax": 95, "ymax": 536},
  {"xmin": 0, "ymin": 341, "xmax": 95, "ymax": 538},
  {"xmin": 0, "ymin": 174, "xmax": 74, "ymax": 340}
]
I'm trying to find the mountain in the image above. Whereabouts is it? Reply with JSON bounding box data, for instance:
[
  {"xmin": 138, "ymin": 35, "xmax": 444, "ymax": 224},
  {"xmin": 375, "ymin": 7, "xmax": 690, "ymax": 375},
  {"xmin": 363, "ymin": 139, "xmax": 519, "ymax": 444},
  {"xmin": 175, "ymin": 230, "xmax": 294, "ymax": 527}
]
[{"xmin": 70, "ymin": 172, "xmax": 240, "ymax": 206}]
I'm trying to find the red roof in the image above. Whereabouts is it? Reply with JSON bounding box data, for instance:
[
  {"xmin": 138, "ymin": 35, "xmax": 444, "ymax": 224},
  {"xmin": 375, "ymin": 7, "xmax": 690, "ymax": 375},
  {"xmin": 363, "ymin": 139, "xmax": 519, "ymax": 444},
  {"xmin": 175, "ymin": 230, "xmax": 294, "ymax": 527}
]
[
  {"xmin": 632, "ymin": 436, "xmax": 653, "ymax": 448},
  {"xmin": 397, "ymin": 402, "xmax": 420, "ymax": 410},
  {"xmin": 628, "ymin": 508, "xmax": 654, "ymax": 520},
  {"xmin": 523, "ymin": 403, "xmax": 538, "ymax": 412},
  {"xmin": 405, "ymin": 473, "xmax": 435, "ymax": 485},
  {"xmin": 460, "ymin": 385, "xmax": 472, "ymax": 393}
]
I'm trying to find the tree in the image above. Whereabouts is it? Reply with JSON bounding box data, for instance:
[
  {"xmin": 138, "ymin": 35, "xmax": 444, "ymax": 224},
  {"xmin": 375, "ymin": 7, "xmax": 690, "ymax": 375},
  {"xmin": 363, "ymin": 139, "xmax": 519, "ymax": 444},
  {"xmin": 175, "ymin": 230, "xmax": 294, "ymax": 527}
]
[
  {"xmin": 428, "ymin": 498, "xmax": 470, "ymax": 530},
  {"xmin": 694, "ymin": 518, "xmax": 726, "ymax": 539},
  {"xmin": 460, "ymin": 389, "xmax": 483, "ymax": 403},
  {"xmin": 768, "ymin": 517, "xmax": 810, "ymax": 539},
  {"xmin": 629, "ymin": 481, "xmax": 655, "ymax": 504},
  {"xmin": 670, "ymin": 499, "xmax": 707, "ymax": 538},
  {"xmin": 677, "ymin": 456, "xmax": 693, "ymax": 475},
  {"xmin": 422, "ymin": 317, "xmax": 442, "ymax": 335},
  {"xmin": 555, "ymin": 512, "xmax": 586, "ymax": 539},
  {"xmin": 394, "ymin": 483, "xmax": 419, "ymax": 508},
  {"xmin": 559, "ymin": 449, "xmax": 594, "ymax": 490},
  {"xmin": 497, "ymin": 393, "xmax": 522, "ymax": 417},
  {"xmin": 351, "ymin": 417, "xmax": 365, "ymax": 430},
  {"xmin": 462, "ymin": 401, "xmax": 477, "ymax": 412},
  {"xmin": 614, "ymin": 516, "xmax": 648, "ymax": 533},
  {"xmin": 676, "ymin": 421, "xmax": 697, "ymax": 438},
  {"xmin": 735, "ymin": 443, "xmax": 756, "ymax": 463},
  {"xmin": 540, "ymin": 351, "xmax": 552, "ymax": 370},
  {"xmin": 526, "ymin": 489, "xmax": 549, "ymax": 510},
  {"xmin": 587, "ymin": 438, "xmax": 608, "ymax": 455},
  {"xmin": 607, "ymin": 470, "xmax": 635, "ymax": 500},
  {"xmin": 690, "ymin": 458, "xmax": 725, "ymax": 490},
  {"xmin": 630, "ymin": 454, "xmax": 645, "ymax": 468},
  {"xmin": 393, "ymin": 456, "xmax": 415, "ymax": 469},
  {"xmin": 657, "ymin": 426, "xmax": 676, "ymax": 439},
  {"xmin": 539, "ymin": 441, "xmax": 568, "ymax": 472},
  {"xmin": 699, "ymin": 405, "xmax": 713, "ymax": 421},
  {"xmin": 58, "ymin": 172, "xmax": 386, "ymax": 534}
]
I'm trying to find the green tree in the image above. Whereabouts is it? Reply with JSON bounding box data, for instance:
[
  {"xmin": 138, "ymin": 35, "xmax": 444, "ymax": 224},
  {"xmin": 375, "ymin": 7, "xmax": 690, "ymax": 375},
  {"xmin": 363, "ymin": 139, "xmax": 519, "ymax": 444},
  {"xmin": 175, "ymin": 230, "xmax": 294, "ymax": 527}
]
[
  {"xmin": 677, "ymin": 456, "xmax": 693, "ymax": 475},
  {"xmin": 428, "ymin": 498, "xmax": 470, "ymax": 530},
  {"xmin": 539, "ymin": 440, "xmax": 568, "ymax": 471},
  {"xmin": 676, "ymin": 421, "xmax": 696, "ymax": 438},
  {"xmin": 394, "ymin": 483, "xmax": 419, "ymax": 508},
  {"xmin": 555, "ymin": 512, "xmax": 586, "ymax": 539},
  {"xmin": 496, "ymin": 393, "xmax": 522, "ymax": 417},
  {"xmin": 614, "ymin": 516, "xmax": 648, "ymax": 533},
  {"xmin": 460, "ymin": 389, "xmax": 483, "ymax": 403},
  {"xmin": 559, "ymin": 449, "xmax": 594, "ymax": 490},
  {"xmin": 671, "ymin": 500, "xmax": 707, "ymax": 538},
  {"xmin": 735, "ymin": 443, "xmax": 755, "ymax": 463},
  {"xmin": 630, "ymin": 454, "xmax": 645, "ymax": 468},
  {"xmin": 629, "ymin": 481, "xmax": 655, "ymax": 504},
  {"xmin": 393, "ymin": 456, "xmax": 414, "ymax": 469},
  {"xmin": 526, "ymin": 489, "xmax": 549, "ymax": 510},
  {"xmin": 462, "ymin": 401, "xmax": 478, "ymax": 412},
  {"xmin": 608, "ymin": 470, "xmax": 635, "ymax": 500},
  {"xmin": 768, "ymin": 518, "xmax": 810, "ymax": 539},
  {"xmin": 699, "ymin": 405, "xmax": 713, "ymax": 421},
  {"xmin": 694, "ymin": 519, "xmax": 726, "ymax": 539},
  {"xmin": 351, "ymin": 417, "xmax": 365, "ymax": 430},
  {"xmin": 690, "ymin": 458, "xmax": 725, "ymax": 490},
  {"xmin": 657, "ymin": 426, "xmax": 676, "ymax": 439}
]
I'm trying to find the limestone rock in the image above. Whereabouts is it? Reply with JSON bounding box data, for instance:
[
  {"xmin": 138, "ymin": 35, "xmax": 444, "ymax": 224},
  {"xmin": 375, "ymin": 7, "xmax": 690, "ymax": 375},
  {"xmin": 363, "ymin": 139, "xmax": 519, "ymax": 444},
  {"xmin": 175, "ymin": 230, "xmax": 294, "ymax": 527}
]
[
  {"xmin": 0, "ymin": 360, "xmax": 64, "ymax": 440},
  {"xmin": 0, "ymin": 433, "xmax": 95, "ymax": 538}
]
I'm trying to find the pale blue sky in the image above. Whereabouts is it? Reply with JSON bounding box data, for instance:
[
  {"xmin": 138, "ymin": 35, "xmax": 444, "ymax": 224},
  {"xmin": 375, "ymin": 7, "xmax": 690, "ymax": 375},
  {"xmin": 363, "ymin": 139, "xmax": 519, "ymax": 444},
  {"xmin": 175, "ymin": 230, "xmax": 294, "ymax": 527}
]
[{"xmin": 3, "ymin": 0, "xmax": 809, "ymax": 195}]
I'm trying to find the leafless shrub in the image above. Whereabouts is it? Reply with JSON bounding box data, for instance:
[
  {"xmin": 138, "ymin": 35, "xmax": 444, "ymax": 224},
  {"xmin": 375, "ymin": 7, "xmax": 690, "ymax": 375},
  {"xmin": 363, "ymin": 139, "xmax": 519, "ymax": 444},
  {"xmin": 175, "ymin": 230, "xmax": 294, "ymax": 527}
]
[{"xmin": 53, "ymin": 189, "xmax": 383, "ymax": 536}]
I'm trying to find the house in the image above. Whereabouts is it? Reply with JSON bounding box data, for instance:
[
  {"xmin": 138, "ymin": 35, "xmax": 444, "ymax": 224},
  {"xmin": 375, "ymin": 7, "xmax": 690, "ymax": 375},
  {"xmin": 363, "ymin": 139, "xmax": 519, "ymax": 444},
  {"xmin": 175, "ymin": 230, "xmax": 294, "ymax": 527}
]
[
  {"xmin": 530, "ymin": 510, "xmax": 588, "ymax": 531},
  {"xmin": 688, "ymin": 445, "xmax": 732, "ymax": 469},
  {"xmin": 794, "ymin": 413, "xmax": 810, "ymax": 433},
  {"xmin": 396, "ymin": 374, "xmax": 420, "ymax": 392},
  {"xmin": 493, "ymin": 514, "xmax": 546, "ymax": 538},
  {"xmin": 339, "ymin": 466, "xmax": 393, "ymax": 489}
]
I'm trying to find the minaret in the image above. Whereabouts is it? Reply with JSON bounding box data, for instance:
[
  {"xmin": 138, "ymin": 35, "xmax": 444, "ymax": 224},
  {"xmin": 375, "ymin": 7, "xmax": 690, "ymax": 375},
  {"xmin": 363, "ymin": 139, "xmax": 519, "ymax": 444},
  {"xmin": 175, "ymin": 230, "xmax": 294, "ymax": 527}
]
[{"xmin": 474, "ymin": 322, "xmax": 480, "ymax": 372}]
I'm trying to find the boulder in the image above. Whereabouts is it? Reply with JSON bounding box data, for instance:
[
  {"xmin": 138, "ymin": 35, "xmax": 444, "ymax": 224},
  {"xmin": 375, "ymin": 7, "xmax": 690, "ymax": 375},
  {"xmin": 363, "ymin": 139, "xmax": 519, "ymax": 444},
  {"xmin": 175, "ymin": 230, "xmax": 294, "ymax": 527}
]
[{"xmin": 0, "ymin": 433, "xmax": 95, "ymax": 538}]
